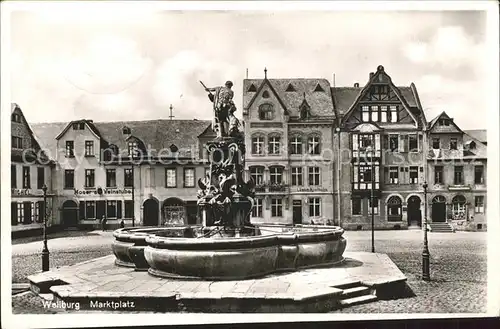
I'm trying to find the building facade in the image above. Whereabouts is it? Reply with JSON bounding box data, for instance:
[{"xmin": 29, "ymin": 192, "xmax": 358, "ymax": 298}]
[
  {"xmin": 426, "ymin": 112, "xmax": 487, "ymax": 231},
  {"xmin": 11, "ymin": 104, "xmax": 55, "ymax": 233},
  {"xmin": 31, "ymin": 118, "xmax": 213, "ymax": 229},
  {"xmin": 243, "ymin": 72, "xmax": 336, "ymax": 225},
  {"xmin": 334, "ymin": 65, "xmax": 428, "ymax": 230}
]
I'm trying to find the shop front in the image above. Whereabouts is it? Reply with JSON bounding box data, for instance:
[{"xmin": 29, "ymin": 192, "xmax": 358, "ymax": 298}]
[{"xmin": 11, "ymin": 188, "xmax": 55, "ymax": 233}]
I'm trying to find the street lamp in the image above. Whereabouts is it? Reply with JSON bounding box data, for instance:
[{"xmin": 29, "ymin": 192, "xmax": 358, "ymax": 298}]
[
  {"xmin": 422, "ymin": 181, "xmax": 430, "ymax": 281},
  {"xmin": 370, "ymin": 147, "xmax": 375, "ymax": 253},
  {"xmin": 41, "ymin": 184, "xmax": 50, "ymax": 272}
]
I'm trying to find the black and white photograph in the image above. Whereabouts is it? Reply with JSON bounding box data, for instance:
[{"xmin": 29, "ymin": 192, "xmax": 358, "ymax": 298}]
[{"xmin": 1, "ymin": 1, "xmax": 499, "ymax": 328}]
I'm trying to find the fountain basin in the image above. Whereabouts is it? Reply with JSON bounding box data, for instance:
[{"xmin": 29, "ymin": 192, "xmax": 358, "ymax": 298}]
[
  {"xmin": 142, "ymin": 226, "xmax": 346, "ymax": 280},
  {"xmin": 112, "ymin": 226, "xmax": 201, "ymax": 270}
]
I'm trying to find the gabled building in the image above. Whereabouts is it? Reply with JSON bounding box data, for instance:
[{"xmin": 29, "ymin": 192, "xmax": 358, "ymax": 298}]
[
  {"xmin": 31, "ymin": 118, "xmax": 214, "ymax": 229},
  {"xmin": 426, "ymin": 112, "xmax": 487, "ymax": 231},
  {"xmin": 11, "ymin": 103, "xmax": 55, "ymax": 233},
  {"xmin": 243, "ymin": 70, "xmax": 337, "ymax": 225},
  {"xmin": 335, "ymin": 65, "xmax": 428, "ymax": 230}
]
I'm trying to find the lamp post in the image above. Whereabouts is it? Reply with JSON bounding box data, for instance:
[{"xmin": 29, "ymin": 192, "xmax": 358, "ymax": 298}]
[
  {"xmin": 41, "ymin": 184, "xmax": 50, "ymax": 272},
  {"xmin": 335, "ymin": 127, "xmax": 341, "ymax": 227},
  {"xmin": 131, "ymin": 163, "xmax": 135, "ymax": 227},
  {"xmin": 422, "ymin": 181, "xmax": 430, "ymax": 281},
  {"xmin": 370, "ymin": 147, "xmax": 375, "ymax": 253}
]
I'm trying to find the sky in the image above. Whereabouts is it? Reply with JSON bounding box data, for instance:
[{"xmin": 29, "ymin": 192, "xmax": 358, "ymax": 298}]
[{"xmin": 8, "ymin": 6, "xmax": 490, "ymax": 129}]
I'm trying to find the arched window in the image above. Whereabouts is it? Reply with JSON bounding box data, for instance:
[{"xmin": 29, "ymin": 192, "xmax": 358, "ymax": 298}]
[
  {"xmin": 452, "ymin": 195, "xmax": 467, "ymax": 220},
  {"xmin": 251, "ymin": 134, "xmax": 265, "ymax": 155},
  {"xmin": 432, "ymin": 195, "xmax": 446, "ymax": 203},
  {"xmin": 289, "ymin": 135, "xmax": 303, "ymax": 155},
  {"xmin": 258, "ymin": 103, "xmax": 274, "ymax": 120},
  {"xmin": 308, "ymin": 134, "xmax": 321, "ymax": 155},
  {"xmin": 262, "ymin": 90, "xmax": 270, "ymax": 98},
  {"xmin": 268, "ymin": 134, "xmax": 281, "ymax": 155},
  {"xmin": 387, "ymin": 196, "xmax": 402, "ymax": 222}
]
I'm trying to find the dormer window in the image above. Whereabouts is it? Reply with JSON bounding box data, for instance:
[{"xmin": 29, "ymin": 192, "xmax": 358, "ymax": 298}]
[
  {"xmin": 469, "ymin": 141, "xmax": 476, "ymax": 150},
  {"xmin": 11, "ymin": 113, "xmax": 21, "ymax": 123},
  {"xmin": 258, "ymin": 103, "xmax": 274, "ymax": 120},
  {"xmin": 285, "ymin": 84, "xmax": 296, "ymax": 92},
  {"xmin": 169, "ymin": 144, "xmax": 178, "ymax": 153},
  {"xmin": 128, "ymin": 141, "xmax": 138, "ymax": 157},
  {"xmin": 248, "ymin": 84, "xmax": 257, "ymax": 92},
  {"xmin": 262, "ymin": 90, "xmax": 270, "ymax": 98},
  {"xmin": 72, "ymin": 122, "xmax": 85, "ymax": 130},
  {"xmin": 300, "ymin": 106, "xmax": 310, "ymax": 119},
  {"xmin": 313, "ymin": 83, "xmax": 325, "ymax": 92},
  {"xmin": 122, "ymin": 126, "xmax": 131, "ymax": 134}
]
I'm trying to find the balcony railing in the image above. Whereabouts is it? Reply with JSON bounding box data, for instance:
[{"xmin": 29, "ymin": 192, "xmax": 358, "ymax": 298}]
[
  {"xmin": 253, "ymin": 182, "xmax": 289, "ymax": 193},
  {"xmin": 448, "ymin": 184, "xmax": 471, "ymax": 191}
]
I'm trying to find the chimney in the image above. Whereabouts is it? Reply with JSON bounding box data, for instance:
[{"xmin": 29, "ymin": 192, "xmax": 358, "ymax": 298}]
[
  {"xmin": 354, "ymin": 83, "xmax": 359, "ymax": 88},
  {"xmin": 369, "ymin": 72, "xmax": 374, "ymax": 79}
]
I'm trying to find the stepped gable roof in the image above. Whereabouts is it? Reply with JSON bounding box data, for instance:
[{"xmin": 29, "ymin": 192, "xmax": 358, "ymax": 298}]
[
  {"xmin": 243, "ymin": 78, "xmax": 335, "ymax": 118},
  {"xmin": 31, "ymin": 119, "xmax": 213, "ymax": 158}
]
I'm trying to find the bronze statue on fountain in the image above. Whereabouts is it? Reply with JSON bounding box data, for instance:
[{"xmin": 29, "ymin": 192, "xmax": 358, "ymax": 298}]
[{"xmin": 197, "ymin": 80, "xmax": 257, "ymax": 236}]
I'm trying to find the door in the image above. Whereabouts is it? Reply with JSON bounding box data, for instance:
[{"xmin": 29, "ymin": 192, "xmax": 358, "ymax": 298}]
[
  {"xmin": 143, "ymin": 199, "xmax": 159, "ymax": 226},
  {"xmin": 62, "ymin": 200, "xmax": 78, "ymax": 227},
  {"xmin": 432, "ymin": 203, "xmax": 446, "ymax": 222},
  {"xmin": 407, "ymin": 196, "xmax": 422, "ymax": 227},
  {"xmin": 292, "ymin": 200, "xmax": 302, "ymax": 225}
]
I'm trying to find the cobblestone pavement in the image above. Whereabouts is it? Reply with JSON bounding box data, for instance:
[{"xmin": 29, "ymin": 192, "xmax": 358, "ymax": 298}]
[{"xmin": 11, "ymin": 230, "xmax": 488, "ymax": 314}]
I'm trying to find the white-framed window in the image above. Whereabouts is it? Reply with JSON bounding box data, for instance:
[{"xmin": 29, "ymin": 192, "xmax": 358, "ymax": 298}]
[
  {"xmin": 371, "ymin": 105, "xmax": 379, "ymax": 122},
  {"xmin": 271, "ymin": 198, "xmax": 283, "ymax": 217},
  {"xmin": 269, "ymin": 166, "xmax": 283, "ymax": 184},
  {"xmin": 106, "ymin": 169, "xmax": 116, "ymax": 188},
  {"xmin": 309, "ymin": 197, "xmax": 321, "ymax": 217},
  {"xmin": 389, "ymin": 167, "xmax": 399, "ymax": 184},
  {"xmin": 474, "ymin": 166, "xmax": 485, "ymax": 184},
  {"xmin": 291, "ymin": 167, "xmax": 303, "ymax": 186},
  {"xmin": 128, "ymin": 141, "xmax": 138, "ymax": 156},
  {"xmin": 308, "ymin": 167, "xmax": 320, "ymax": 186},
  {"xmin": 259, "ymin": 103, "xmax": 274, "ymax": 120},
  {"xmin": 165, "ymin": 168, "xmax": 177, "ymax": 187},
  {"xmin": 268, "ymin": 136, "xmax": 281, "ymax": 155},
  {"xmin": 361, "ymin": 105, "xmax": 370, "ymax": 122},
  {"xmin": 85, "ymin": 169, "xmax": 95, "ymax": 187},
  {"xmin": 389, "ymin": 105, "xmax": 398, "ymax": 122},
  {"xmin": 252, "ymin": 136, "xmax": 264, "ymax": 155},
  {"xmin": 290, "ymin": 136, "xmax": 303, "ymax": 155},
  {"xmin": 85, "ymin": 140, "xmax": 94, "ymax": 156},
  {"xmin": 252, "ymin": 198, "xmax": 263, "ymax": 217},
  {"xmin": 86, "ymin": 201, "xmax": 96, "ymax": 219},
  {"xmin": 66, "ymin": 141, "xmax": 74, "ymax": 157},
  {"xmin": 250, "ymin": 166, "xmax": 264, "ymax": 185},
  {"xmin": 308, "ymin": 136, "xmax": 321, "ymax": 155},
  {"xmin": 106, "ymin": 201, "xmax": 117, "ymax": 218},
  {"xmin": 380, "ymin": 106, "xmax": 388, "ymax": 122},
  {"xmin": 452, "ymin": 195, "xmax": 466, "ymax": 220},
  {"xmin": 474, "ymin": 196, "xmax": 484, "ymax": 213},
  {"xmin": 368, "ymin": 197, "xmax": 379, "ymax": 215},
  {"xmin": 184, "ymin": 168, "xmax": 195, "ymax": 187},
  {"xmin": 389, "ymin": 134, "xmax": 399, "ymax": 151}
]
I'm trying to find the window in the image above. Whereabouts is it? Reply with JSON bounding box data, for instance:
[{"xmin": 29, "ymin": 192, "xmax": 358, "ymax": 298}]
[
  {"xmin": 106, "ymin": 169, "xmax": 116, "ymax": 187},
  {"xmin": 359, "ymin": 134, "xmax": 373, "ymax": 149},
  {"xmin": 409, "ymin": 166, "xmax": 419, "ymax": 184},
  {"xmin": 389, "ymin": 134, "xmax": 399, "ymax": 151},
  {"xmin": 252, "ymin": 198, "xmax": 263, "ymax": 217},
  {"xmin": 361, "ymin": 106, "xmax": 370, "ymax": 122},
  {"xmin": 85, "ymin": 169, "xmax": 95, "ymax": 187},
  {"xmin": 389, "ymin": 167, "xmax": 399, "ymax": 184},
  {"xmin": 72, "ymin": 122, "xmax": 85, "ymax": 130},
  {"xmin": 85, "ymin": 141, "xmax": 94, "ymax": 156},
  {"xmin": 438, "ymin": 119, "xmax": 450, "ymax": 126},
  {"xmin": 308, "ymin": 167, "xmax": 320, "ymax": 186},
  {"xmin": 359, "ymin": 165, "xmax": 372, "ymax": 183},
  {"xmin": 11, "ymin": 113, "xmax": 21, "ymax": 123},
  {"xmin": 271, "ymin": 198, "xmax": 283, "ymax": 217},
  {"xmin": 450, "ymin": 138, "xmax": 458, "ymax": 150},
  {"xmin": 474, "ymin": 166, "xmax": 484, "ymax": 184},
  {"xmin": 262, "ymin": 90, "xmax": 270, "ymax": 98},
  {"xmin": 184, "ymin": 168, "xmax": 195, "ymax": 187},
  {"xmin": 434, "ymin": 166, "xmax": 444, "ymax": 184},
  {"xmin": 22, "ymin": 166, "xmax": 30, "ymax": 188},
  {"xmin": 387, "ymin": 196, "xmax": 402, "ymax": 221},
  {"xmin": 128, "ymin": 141, "xmax": 138, "ymax": 156},
  {"xmin": 454, "ymin": 166, "xmax": 464, "ymax": 185},
  {"xmin": 34, "ymin": 201, "xmax": 43, "ymax": 223},
  {"xmin": 308, "ymin": 136, "xmax": 321, "ymax": 155},
  {"xmin": 432, "ymin": 138, "xmax": 440, "ymax": 149},
  {"xmin": 64, "ymin": 170, "xmax": 74, "ymax": 189},
  {"xmin": 250, "ymin": 166, "xmax": 264, "ymax": 185},
  {"xmin": 269, "ymin": 167, "xmax": 283, "ymax": 184},
  {"xmin": 165, "ymin": 168, "xmax": 177, "ymax": 187},
  {"xmin": 368, "ymin": 197, "xmax": 379, "ymax": 215},
  {"xmin": 86, "ymin": 201, "xmax": 96, "ymax": 219},
  {"xmin": 124, "ymin": 200, "xmax": 134, "ymax": 218},
  {"xmin": 309, "ymin": 198, "xmax": 321, "ymax": 217},
  {"xmin": 17, "ymin": 203, "xmax": 25, "ymax": 224},
  {"xmin": 291, "ymin": 167, "xmax": 303, "ymax": 186},
  {"xmin": 380, "ymin": 106, "xmax": 388, "ymax": 122},
  {"xmin": 12, "ymin": 136, "xmax": 23, "ymax": 149},
  {"xmin": 106, "ymin": 201, "xmax": 117, "ymax": 218},
  {"xmin": 252, "ymin": 136, "xmax": 264, "ymax": 155},
  {"xmin": 389, "ymin": 106, "xmax": 398, "ymax": 122},
  {"xmin": 66, "ymin": 141, "xmax": 74, "ymax": 157},
  {"xmin": 371, "ymin": 105, "xmax": 379, "ymax": 122},
  {"xmin": 452, "ymin": 195, "xmax": 466, "ymax": 220},
  {"xmin": 268, "ymin": 136, "xmax": 281, "ymax": 155},
  {"xmin": 37, "ymin": 167, "xmax": 45, "ymax": 189},
  {"xmin": 409, "ymin": 134, "xmax": 419, "ymax": 152},
  {"xmin": 124, "ymin": 168, "xmax": 134, "ymax": 187},
  {"xmin": 259, "ymin": 104, "xmax": 273, "ymax": 120},
  {"xmin": 474, "ymin": 196, "xmax": 484, "ymax": 213},
  {"xmin": 352, "ymin": 198, "xmax": 361, "ymax": 215},
  {"xmin": 122, "ymin": 126, "xmax": 131, "ymax": 134},
  {"xmin": 11, "ymin": 165, "xmax": 17, "ymax": 188},
  {"xmin": 290, "ymin": 136, "xmax": 303, "ymax": 154}
]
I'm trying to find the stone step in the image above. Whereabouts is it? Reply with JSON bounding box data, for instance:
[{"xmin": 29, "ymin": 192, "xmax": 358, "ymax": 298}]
[
  {"xmin": 341, "ymin": 286, "xmax": 371, "ymax": 299},
  {"xmin": 339, "ymin": 294, "xmax": 378, "ymax": 307},
  {"xmin": 330, "ymin": 280, "xmax": 361, "ymax": 290}
]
